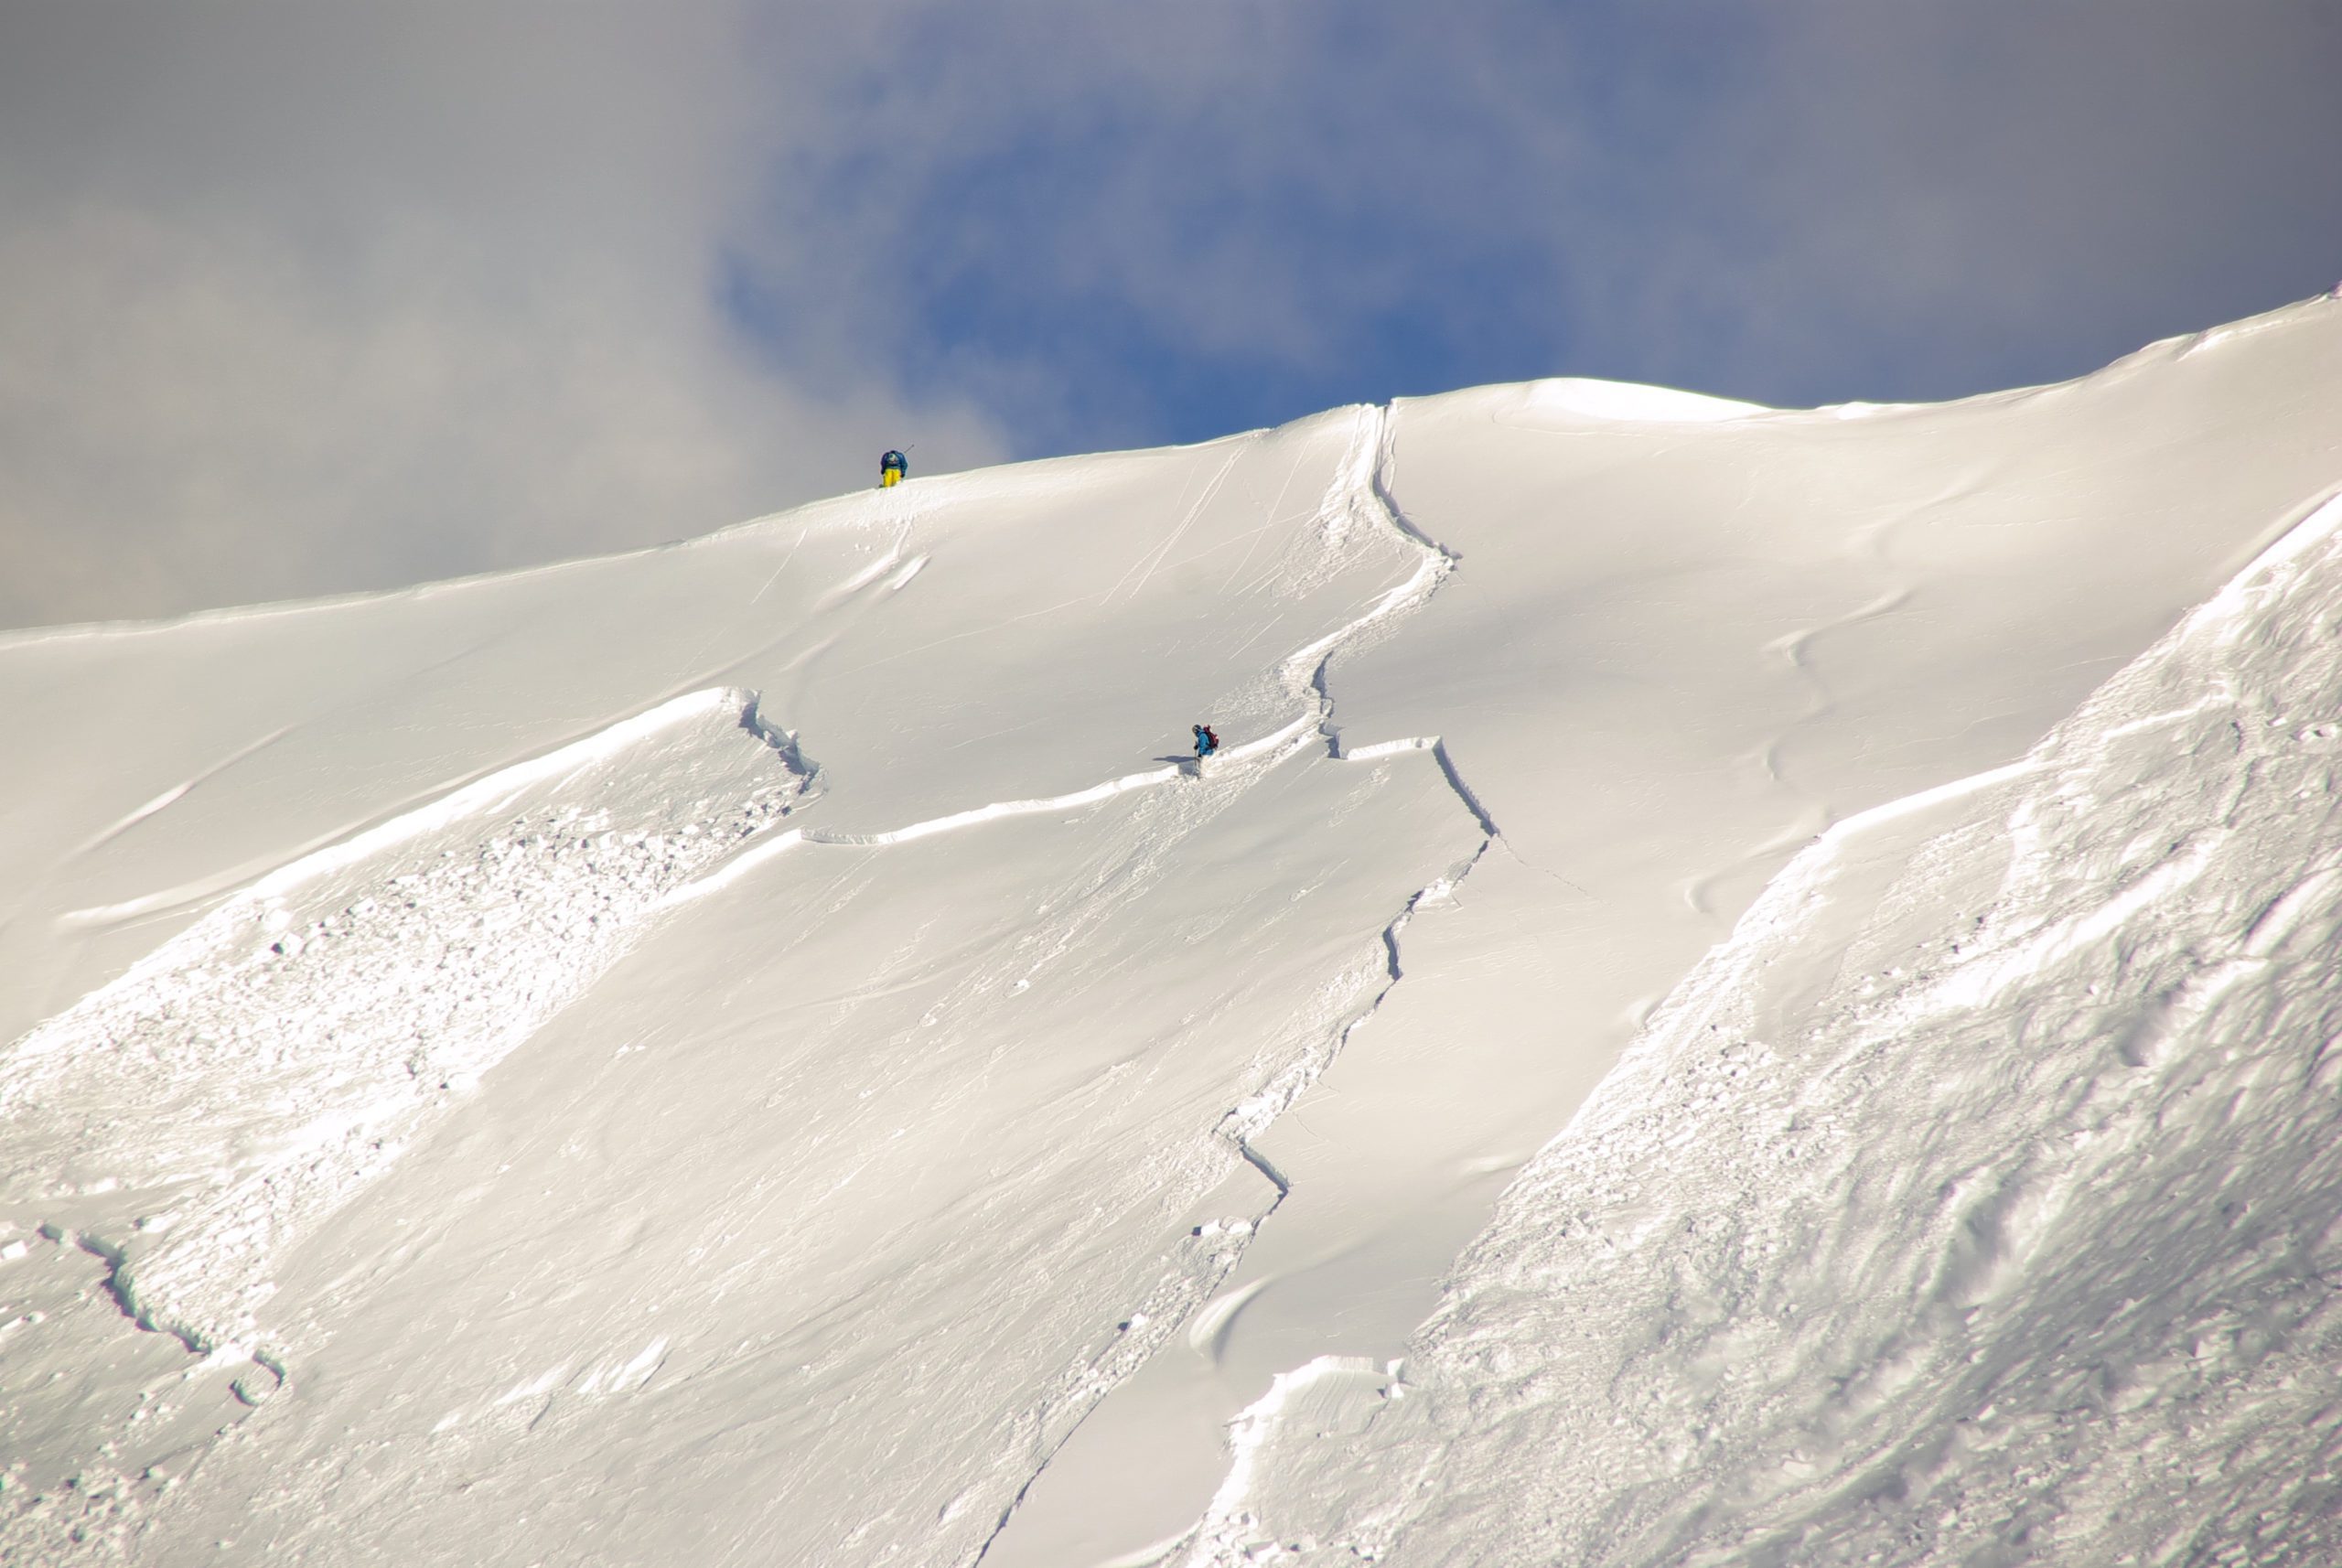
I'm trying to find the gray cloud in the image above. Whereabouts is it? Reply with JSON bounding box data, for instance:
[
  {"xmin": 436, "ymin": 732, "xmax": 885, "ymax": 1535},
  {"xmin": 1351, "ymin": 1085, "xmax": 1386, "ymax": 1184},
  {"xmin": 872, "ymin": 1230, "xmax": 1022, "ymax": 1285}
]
[
  {"xmin": 1555, "ymin": 3, "xmax": 2342, "ymax": 403},
  {"xmin": 0, "ymin": 5, "xmax": 1004, "ymax": 632}
]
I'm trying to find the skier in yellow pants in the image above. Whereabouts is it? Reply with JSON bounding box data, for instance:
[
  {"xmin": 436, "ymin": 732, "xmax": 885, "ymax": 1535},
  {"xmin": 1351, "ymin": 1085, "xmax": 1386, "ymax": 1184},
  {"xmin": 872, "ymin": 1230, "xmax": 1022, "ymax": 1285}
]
[{"xmin": 880, "ymin": 450, "xmax": 908, "ymax": 488}]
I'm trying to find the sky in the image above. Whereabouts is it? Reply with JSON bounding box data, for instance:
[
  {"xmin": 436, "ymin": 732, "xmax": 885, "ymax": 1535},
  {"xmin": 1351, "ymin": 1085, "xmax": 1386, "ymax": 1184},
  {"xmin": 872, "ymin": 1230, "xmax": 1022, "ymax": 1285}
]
[{"xmin": 2, "ymin": 2, "xmax": 2337, "ymax": 632}]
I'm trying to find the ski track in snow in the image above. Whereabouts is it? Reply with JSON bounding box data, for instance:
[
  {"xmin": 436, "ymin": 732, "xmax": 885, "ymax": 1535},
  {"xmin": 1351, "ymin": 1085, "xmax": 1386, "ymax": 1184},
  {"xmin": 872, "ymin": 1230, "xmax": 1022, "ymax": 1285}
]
[
  {"xmin": 10, "ymin": 312, "xmax": 2339, "ymax": 1563},
  {"xmin": 70, "ymin": 724, "xmax": 301, "ymax": 860},
  {"xmin": 963, "ymin": 404, "xmax": 1521, "ymax": 1565},
  {"xmin": 952, "ymin": 403, "xmax": 1496, "ymax": 1562},
  {"xmin": 1175, "ymin": 495, "xmax": 2342, "ymax": 1565}
]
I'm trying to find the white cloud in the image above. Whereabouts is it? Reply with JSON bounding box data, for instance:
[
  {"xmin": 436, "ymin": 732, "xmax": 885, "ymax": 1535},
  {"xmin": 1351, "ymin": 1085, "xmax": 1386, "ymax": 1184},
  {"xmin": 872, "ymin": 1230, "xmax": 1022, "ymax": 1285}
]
[
  {"xmin": 0, "ymin": 4, "xmax": 1005, "ymax": 631},
  {"xmin": 0, "ymin": 204, "xmax": 998, "ymax": 629}
]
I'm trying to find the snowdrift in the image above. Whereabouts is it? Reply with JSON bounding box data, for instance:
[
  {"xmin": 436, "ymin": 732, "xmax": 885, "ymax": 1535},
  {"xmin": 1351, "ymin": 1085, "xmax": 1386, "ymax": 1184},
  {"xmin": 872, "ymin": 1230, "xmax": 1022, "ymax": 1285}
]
[{"xmin": 3, "ymin": 297, "xmax": 2338, "ymax": 1566}]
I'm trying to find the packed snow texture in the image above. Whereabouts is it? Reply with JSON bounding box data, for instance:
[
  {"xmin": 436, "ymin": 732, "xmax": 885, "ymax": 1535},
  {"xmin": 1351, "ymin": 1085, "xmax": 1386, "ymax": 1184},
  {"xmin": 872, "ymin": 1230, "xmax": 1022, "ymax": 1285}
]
[{"xmin": 1, "ymin": 297, "xmax": 2339, "ymax": 1566}]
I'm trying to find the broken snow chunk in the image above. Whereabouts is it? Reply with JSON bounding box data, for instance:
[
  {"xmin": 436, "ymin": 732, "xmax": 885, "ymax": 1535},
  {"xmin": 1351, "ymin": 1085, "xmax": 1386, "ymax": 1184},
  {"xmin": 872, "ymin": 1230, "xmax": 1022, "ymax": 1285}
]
[{"xmin": 230, "ymin": 1369, "xmax": 278, "ymax": 1407}]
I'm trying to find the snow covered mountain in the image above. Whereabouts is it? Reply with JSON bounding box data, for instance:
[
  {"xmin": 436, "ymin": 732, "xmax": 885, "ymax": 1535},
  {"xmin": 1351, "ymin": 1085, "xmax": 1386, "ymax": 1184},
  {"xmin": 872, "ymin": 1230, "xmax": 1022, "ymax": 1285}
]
[{"xmin": 4, "ymin": 295, "xmax": 2338, "ymax": 1567}]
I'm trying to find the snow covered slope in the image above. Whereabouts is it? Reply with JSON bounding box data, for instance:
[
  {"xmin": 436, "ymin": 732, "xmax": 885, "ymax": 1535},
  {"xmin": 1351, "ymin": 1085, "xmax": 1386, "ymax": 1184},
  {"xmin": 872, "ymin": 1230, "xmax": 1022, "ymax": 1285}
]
[
  {"xmin": 1181, "ymin": 483, "xmax": 2342, "ymax": 1568},
  {"xmin": 994, "ymin": 299, "xmax": 2342, "ymax": 1563},
  {"xmin": 2, "ymin": 296, "xmax": 2338, "ymax": 1566}
]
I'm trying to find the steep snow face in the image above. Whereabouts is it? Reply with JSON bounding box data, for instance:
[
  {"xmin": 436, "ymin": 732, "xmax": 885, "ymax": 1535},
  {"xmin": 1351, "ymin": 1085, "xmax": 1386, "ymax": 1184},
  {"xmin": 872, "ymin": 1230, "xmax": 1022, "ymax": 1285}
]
[
  {"xmin": 994, "ymin": 299, "xmax": 2342, "ymax": 1563},
  {"xmin": 1, "ymin": 299, "xmax": 2339, "ymax": 1567},
  {"xmin": 1177, "ymin": 501, "xmax": 2342, "ymax": 1563}
]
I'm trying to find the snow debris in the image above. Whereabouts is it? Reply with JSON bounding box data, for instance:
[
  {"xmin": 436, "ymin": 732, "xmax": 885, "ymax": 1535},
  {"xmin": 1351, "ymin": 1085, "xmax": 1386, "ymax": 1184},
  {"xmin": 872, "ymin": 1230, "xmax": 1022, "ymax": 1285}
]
[
  {"xmin": 0, "ymin": 688, "xmax": 813, "ymax": 1368},
  {"xmin": 1181, "ymin": 495, "xmax": 2342, "ymax": 1564}
]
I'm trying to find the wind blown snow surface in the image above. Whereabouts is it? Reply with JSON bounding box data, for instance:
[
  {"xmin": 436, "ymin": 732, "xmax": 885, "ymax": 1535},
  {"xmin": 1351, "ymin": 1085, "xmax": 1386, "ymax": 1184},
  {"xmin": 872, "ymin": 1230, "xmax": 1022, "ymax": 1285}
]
[
  {"xmin": 3, "ymin": 297, "xmax": 2340, "ymax": 1566},
  {"xmin": 1179, "ymin": 491, "xmax": 2342, "ymax": 1567}
]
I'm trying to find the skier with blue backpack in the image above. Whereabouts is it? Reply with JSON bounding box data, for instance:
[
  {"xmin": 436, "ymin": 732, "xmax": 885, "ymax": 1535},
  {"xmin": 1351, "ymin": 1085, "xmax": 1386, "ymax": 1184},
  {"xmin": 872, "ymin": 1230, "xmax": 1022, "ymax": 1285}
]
[{"xmin": 1192, "ymin": 724, "xmax": 1219, "ymax": 761}]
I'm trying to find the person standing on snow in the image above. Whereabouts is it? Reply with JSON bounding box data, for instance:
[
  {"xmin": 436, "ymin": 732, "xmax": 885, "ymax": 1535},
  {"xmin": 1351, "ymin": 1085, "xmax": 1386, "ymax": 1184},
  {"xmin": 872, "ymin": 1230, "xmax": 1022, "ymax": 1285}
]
[
  {"xmin": 1192, "ymin": 724, "xmax": 1219, "ymax": 760},
  {"xmin": 880, "ymin": 450, "xmax": 908, "ymax": 488}
]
